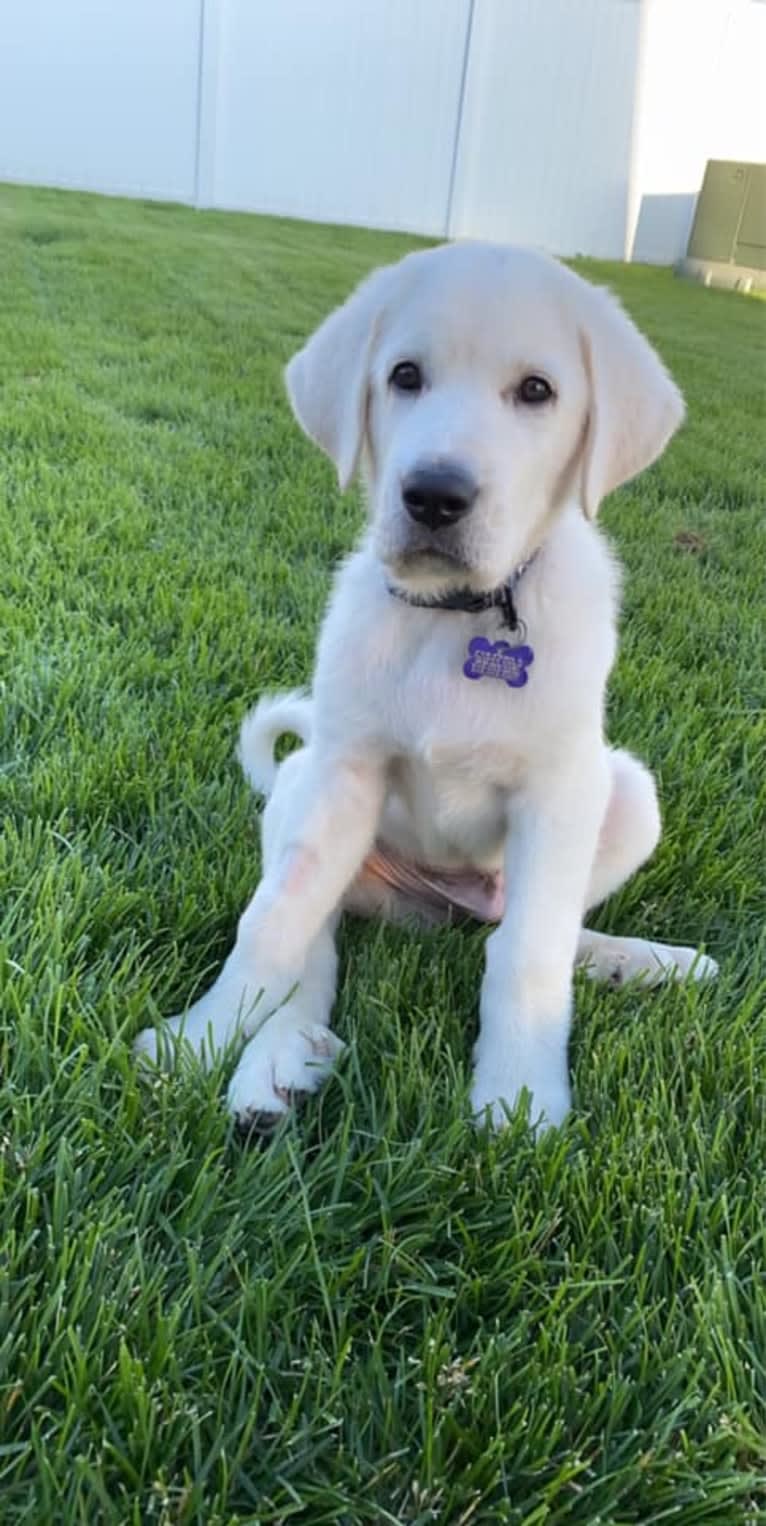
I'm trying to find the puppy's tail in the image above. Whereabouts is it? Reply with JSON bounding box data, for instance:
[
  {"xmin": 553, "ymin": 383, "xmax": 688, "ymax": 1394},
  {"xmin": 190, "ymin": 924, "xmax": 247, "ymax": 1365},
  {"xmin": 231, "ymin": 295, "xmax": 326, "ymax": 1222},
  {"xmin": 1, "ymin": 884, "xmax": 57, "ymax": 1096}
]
[{"xmin": 237, "ymin": 689, "xmax": 313, "ymax": 797}]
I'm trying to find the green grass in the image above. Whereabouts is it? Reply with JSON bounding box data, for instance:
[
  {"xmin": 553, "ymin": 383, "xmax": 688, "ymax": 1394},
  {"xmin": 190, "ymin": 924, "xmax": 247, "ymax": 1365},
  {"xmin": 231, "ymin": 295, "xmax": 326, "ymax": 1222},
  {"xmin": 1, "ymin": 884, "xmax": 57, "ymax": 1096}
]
[{"xmin": 0, "ymin": 183, "xmax": 764, "ymax": 1525}]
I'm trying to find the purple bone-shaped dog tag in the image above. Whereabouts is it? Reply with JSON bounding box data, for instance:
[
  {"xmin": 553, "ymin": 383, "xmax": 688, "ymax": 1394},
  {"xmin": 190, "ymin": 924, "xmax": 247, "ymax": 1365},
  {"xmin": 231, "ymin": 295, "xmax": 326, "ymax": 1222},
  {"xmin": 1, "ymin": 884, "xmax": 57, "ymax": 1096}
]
[{"xmin": 462, "ymin": 636, "xmax": 534, "ymax": 688}]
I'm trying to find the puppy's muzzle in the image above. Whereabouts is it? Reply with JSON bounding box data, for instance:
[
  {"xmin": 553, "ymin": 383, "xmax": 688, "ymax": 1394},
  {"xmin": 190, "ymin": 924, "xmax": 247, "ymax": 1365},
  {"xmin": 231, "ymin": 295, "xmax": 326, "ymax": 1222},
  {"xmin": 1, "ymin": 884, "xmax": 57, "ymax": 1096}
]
[{"xmin": 402, "ymin": 464, "xmax": 478, "ymax": 533}]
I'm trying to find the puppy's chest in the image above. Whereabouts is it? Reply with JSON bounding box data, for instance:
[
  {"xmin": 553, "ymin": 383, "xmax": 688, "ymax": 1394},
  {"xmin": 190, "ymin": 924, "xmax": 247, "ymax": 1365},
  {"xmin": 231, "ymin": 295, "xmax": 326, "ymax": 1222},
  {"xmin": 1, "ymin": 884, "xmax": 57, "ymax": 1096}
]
[
  {"xmin": 383, "ymin": 621, "xmax": 537, "ymax": 767},
  {"xmin": 390, "ymin": 747, "xmax": 512, "ymax": 860},
  {"xmin": 317, "ymin": 574, "xmax": 587, "ymax": 770},
  {"xmin": 382, "ymin": 644, "xmax": 524, "ymax": 861}
]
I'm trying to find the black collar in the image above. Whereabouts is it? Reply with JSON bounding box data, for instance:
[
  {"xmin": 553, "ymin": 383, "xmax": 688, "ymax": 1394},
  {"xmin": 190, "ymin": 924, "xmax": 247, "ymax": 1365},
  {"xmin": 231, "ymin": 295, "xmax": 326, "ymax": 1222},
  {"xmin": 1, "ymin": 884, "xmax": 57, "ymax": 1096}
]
[{"xmin": 387, "ymin": 551, "xmax": 539, "ymax": 633}]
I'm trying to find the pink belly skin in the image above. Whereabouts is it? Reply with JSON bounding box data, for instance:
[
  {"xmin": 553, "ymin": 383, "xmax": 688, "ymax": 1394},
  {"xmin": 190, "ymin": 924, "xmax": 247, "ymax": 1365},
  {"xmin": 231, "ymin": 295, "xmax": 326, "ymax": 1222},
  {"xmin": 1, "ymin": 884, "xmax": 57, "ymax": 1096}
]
[{"xmin": 357, "ymin": 843, "xmax": 505, "ymax": 923}]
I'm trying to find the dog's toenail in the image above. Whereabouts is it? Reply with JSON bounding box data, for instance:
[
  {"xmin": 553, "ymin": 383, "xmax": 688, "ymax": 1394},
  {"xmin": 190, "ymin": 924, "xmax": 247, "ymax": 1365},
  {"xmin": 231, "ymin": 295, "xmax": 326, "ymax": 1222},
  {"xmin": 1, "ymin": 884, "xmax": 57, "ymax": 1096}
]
[{"xmin": 235, "ymin": 1108, "xmax": 284, "ymax": 1140}]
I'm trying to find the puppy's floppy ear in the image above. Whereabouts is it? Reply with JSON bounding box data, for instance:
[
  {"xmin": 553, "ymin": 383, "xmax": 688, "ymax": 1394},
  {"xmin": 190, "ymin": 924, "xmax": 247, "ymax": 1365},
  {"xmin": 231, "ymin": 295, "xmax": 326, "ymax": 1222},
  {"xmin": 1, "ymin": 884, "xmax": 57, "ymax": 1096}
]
[
  {"xmin": 284, "ymin": 267, "xmax": 389, "ymax": 490},
  {"xmin": 578, "ymin": 284, "xmax": 685, "ymax": 518}
]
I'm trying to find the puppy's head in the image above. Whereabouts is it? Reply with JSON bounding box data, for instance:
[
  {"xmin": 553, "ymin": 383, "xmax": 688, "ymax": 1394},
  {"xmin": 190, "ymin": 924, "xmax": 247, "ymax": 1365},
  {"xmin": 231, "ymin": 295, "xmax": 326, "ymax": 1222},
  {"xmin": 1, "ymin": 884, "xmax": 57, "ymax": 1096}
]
[{"xmin": 286, "ymin": 243, "xmax": 684, "ymax": 594}]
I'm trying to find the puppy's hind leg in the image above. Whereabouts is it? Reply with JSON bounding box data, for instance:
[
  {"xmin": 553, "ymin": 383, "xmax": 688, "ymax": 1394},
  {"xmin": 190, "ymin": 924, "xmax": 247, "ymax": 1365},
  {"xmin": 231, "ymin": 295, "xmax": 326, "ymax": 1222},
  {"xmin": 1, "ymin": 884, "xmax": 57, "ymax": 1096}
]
[
  {"xmin": 578, "ymin": 748, "xmax": 717, "ymax": 986},
  {"xmin": 577, "ymin": 927, "xmax": 718, "ymax": 988}
]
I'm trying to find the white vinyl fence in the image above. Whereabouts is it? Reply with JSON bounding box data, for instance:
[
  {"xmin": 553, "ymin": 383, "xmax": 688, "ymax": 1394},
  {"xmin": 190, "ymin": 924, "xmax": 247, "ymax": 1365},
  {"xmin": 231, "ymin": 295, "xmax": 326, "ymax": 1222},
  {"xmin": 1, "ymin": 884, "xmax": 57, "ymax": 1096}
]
[{"xmin": 0, "ymin": 0, "xmax": 763, "ymax": 263}]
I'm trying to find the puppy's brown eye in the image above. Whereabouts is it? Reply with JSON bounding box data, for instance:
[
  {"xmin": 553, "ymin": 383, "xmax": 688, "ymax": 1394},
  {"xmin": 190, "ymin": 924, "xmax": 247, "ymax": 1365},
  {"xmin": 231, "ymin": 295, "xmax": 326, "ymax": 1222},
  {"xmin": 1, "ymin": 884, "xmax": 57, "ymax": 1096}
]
[
  {"xmin": 389, "ymin": 361, "xmax": 423, "ymax": 393},
  {"xmin": 516, "ymin": 375, "xmax": 554, "ymax": 405}
]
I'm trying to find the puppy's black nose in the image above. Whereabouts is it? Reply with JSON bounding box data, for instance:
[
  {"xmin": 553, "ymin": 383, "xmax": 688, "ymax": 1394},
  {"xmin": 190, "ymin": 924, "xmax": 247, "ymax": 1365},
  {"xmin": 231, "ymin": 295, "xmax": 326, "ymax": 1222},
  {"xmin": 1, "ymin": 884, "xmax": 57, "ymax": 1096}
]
[{"xmin": 402, "ymin": 465, "xmax": 478, "ymax": 531}]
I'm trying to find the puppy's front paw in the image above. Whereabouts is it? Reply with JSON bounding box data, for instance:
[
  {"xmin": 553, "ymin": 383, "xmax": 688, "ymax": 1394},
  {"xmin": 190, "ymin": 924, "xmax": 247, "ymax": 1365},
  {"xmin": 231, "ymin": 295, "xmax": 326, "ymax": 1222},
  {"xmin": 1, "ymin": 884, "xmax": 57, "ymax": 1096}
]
[
  {"xmin": 227, "ymin": 1018, "xmax": 345, "ymax": 1132},
  {"xmin": 134, "ymin": 1019, "xmax": 183, "ymax": 1068},
  {"xmin": 134, "ymin": 964, "xmax": 279, "ymax": 1072},
  {"xmin": 471, "ymin": 1058, "xmax": 571, "ymax": 1133}
]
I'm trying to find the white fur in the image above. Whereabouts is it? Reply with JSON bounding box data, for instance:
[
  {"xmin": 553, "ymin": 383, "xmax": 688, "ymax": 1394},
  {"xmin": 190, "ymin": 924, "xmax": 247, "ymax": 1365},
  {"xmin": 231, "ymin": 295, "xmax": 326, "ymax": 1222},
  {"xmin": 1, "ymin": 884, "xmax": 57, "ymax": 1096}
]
[
  {"xmin": 136, "ymin": 243, "xmax": 716, "ymax": 1131},
  {"xmin": 237, "ymin": 690, "xmax": 311, "ymax": 796}
]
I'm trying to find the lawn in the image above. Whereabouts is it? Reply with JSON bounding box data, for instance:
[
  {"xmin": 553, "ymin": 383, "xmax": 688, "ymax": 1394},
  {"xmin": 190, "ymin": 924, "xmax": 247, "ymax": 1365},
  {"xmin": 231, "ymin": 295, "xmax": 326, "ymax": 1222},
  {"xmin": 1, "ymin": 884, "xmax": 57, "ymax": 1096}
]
[{"xmin": 0, "ymin": 183, "xmax": 764, "ymax": 1525}]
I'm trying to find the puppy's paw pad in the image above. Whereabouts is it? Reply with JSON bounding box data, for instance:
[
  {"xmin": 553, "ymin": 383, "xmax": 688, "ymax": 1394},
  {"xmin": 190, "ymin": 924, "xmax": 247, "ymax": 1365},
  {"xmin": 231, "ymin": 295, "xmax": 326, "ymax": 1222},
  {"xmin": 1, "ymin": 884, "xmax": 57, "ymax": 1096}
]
[{"xmin": 235, "ymin": 1107, "xmax": 291, "ymax": 1140}]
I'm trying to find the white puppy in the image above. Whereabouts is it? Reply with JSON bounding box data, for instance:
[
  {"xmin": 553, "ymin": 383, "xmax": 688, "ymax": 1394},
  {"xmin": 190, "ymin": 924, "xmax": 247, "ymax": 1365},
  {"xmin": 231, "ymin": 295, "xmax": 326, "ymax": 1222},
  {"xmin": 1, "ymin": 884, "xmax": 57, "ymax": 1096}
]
[{"xmin": 137, "ymin": 242, "xmax": 717, "ymax": 1130}]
